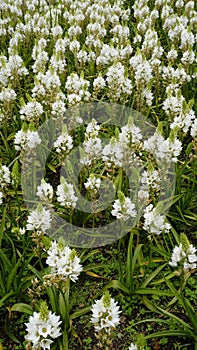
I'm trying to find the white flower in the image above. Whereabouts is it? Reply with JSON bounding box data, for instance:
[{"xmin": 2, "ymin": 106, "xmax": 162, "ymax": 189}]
[
  {"xmin": 191, "ymin": 118, "xmax": 197, "ymax": 138},
  {"xmin": 143, "ymin": 204, "xmax": 171, "ymax": 235},
  {"xmin": 129, "ymin": 344, "xmax": 138, "ymax": 350},
  {"xmin": 80, "ymin": 120, "xmax": 102, "ymax": 165},
  {"xmin": 14, "ymin": 129, "xmax": 41, "ymax": 151},
  {"xmin": 106, "ymin": 62, "xmax": 132, "ymax": 98},
  {"xmin": 111, "ymin": 196, "xmax": 137, "ymax": 221},
  {"xmin": 81, "ymin": 137, "xmax": 102, "ymax": 166},
  {"xmin": 65, "ymin": 73, "xmax": 90, "ymax": 105},
  {"xmin": 141, "ymin": 170, "xmax": 161, "ymax": 190},
  {"xmin": 36, "ymin": 179, "xmax": 53, "ymax": 201},
  {"xmin": 85, "ymin": 119, "xmax": 100, "ymax": 138},
  {"xmin": 169, "ymin": 243, "xmax": 197, "ymax": 271},
  {"xmin": 56, "ymin": 177, "xmax": 78, "ymax": 208},
  {"xmin": 102, "ymin": 139, "xmax": 124, "ymax": 167},
  {"xmin": 93, "ymin": 75, "xmax": 106, "ymax": 90},
  {"xmin": 46, "ymin": 241, "xmax": 83, "ymax": 282},
  {"xmin": 26, "ymin": 205, "xmax": 52, "ymax": 234},
  {"xmin": 91, "ymin": 292, "xmax": 121, "ymax": 333},
  {"xmin": 19, "ymin": 227, "xmax": 26, "ymax": 235},
  {"xmin": 0, "ymin": 87, "xmax": 16, "ymax": 102},
  {"xmin": 53, "ymin": 131, "xmax": 73, "ymax": 154},
  {"xmin": 0, "ymin": 164, "xmax": 10, "ymax": 188},
  {"xmin": 0, "ymin": 191, "xmax": 3, "ymax": 204},
  {"xmin": 119, "ymin": 123, "xmax": 142, "ymax": 146},
  {"xmin": 144, "ymin": 132, "xmax": 182, "ymax": 163},
  {"xmin": 25, "ymin": 308, "xmax": 61, "ymax": 350},
  {"xmin": 19, "ymin": 101, "xmax": 43, "ymax": 121},
  {"xmin": 84, "ymin": 174, "xmax": 101, "ymax": 192}
]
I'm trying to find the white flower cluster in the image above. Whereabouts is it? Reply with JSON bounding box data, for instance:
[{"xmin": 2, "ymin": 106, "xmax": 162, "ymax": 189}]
[
  {"xmin": 91, "ymin": 292, "xmax": 121, "ymax": 333},
  {"xmin": 129, "ymin": 344, "xmax": 138, "ymax": 350},
  {"xmin": 119, "ymin": 123, "xmax": 142, "ymax": 146},
  {"xmin": 53, "ymin": 130, "xmax": 73, "ymax": 155},
  {"xmin": 46, "ymin": 241, "xmax": 83, "ymax": 282},
  {"xmin": 0, "ymin": 54, "xmax": 28, "ymax": 84},
  {"xmin": 144, "ymin": 132, "xmax": 182, "ymax": 163},
  {"xmin": 80, "ymin": 119, "xmax": 102, "ymax": 165},
  {"xmin": 141, "ymin": 169, "xmax": 161, "ymax": 191},
  {"xmin": 0, "ymin": 87, "xmax": 16, "ymax": 102},
  {"xmin": 169, "ymin": 243, "xmax": 197, "ymax": 271},
  {"xmin": 36, "ymin": 179, "xmax": 53, "ymax": 202},
  {"xmin": 65, "ymin": 73, "xmax": 90, "ymax": 105},
  {"xmin": 56, "ymin": 177, "xmax": 78, "ymax": 208},
  {"xmin": 25, "ymin": 308, "xmax": 62, "ymax": 350},
  {"xmin": 84, "ymin": 174, "xmax": 101, "ymax": 193},
  {"xmin": 106, "ymin": 62, "xmax": 132, "ymax": 100},
  {"xmin": 14, "ymin": 129, "xmax": 41, "ymax": 151},
  {"xmin": 32, "ymin": 70, "xmax": 63, "ymax": 106},
  {"xmin": 0, "ymin": 164, "xmax": 10, "ymax": 204},
  {"xmin": 111, "ymin": 194, "xmax": 137, "ymax": 222},
  {"xmin": 102, "ymin": 138, "xmax": 124, "ymax": 167},
  {"xmin": 19, "ymin": 100, "xmax": 43, "ymax": 121},
  {"xmin": 26, "ymin": 205, "xmax": 52, "ymax": 235},
  {"xmin": 143, "ymin": 204, "xmax": 171, "ymax": 235}
]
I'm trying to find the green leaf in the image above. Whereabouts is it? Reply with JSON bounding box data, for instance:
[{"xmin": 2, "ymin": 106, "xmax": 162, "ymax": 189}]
[
  {"xmin": 59, "ymin": 292, "xmax": 67, "ymax": 320},
  {"xmin": 141, "ymin": 263, "xmax": 168, "ymax": 287},
  {"xmin": 134, "ymin": 288, "xmax": 174, "ymax": 297},
  {"xmin": 145, "ymin": 330, "xmax": 192, "ymax": 340},
  {"xmin": 0, "ymin": 206, "xmax": 7, "ymax": 247},
  {"xmin": 0, "ymin": 250, "xmax": 12, "ymax": 273},
  {"xmin": 46, "ymin": 286, "xmax": 58, "ymax": 313},
  {"xmin": 104, "ymin": 280, "xmax": 130, "ymax": 295},
  {"xmin": 5, "ymin": 314, "xmax": 20, "ymax": 343},
  {"xmin": 71, "ymin": 306, "xmax": 92, "ymax": 320},
  {"xmin": 6, "ymin": 255, "xmax": 23, "ymax": 291},
  {"xmin": 11, "ymin": 303, "xmax": 33, "ymax": 315},
  {"xmin": 47, "ymin": 163, "xmax": 57, "ymax": 173},
  {"xmin": 152, "ymin": 271, "xmax": 177, "ymax": 285},
  {"xmin": 0, "ymin": 291, "xmax": 16, "ymax": 309}
]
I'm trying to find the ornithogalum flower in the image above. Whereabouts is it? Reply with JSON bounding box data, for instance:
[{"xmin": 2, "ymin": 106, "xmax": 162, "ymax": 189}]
[
  {"xmin": 91, "ymin": 291, "xmax": 121, "ymax": 333},
  {"xmin": 25, "ymin": 301, "xmax": 62, "ymax": 350}
]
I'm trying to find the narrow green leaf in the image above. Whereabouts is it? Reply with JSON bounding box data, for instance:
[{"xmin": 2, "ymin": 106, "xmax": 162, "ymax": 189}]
[
  {"xmin": 0, "ymin": 250, "xmax": 12, "ymax": 273},
  {"xmin": 134, "ymin": 288, "xmax": 174, "ymax": 297},
  {"xmin": 71, "ymin": 306, "xmax": 92, "ymax": 320},
  {"xmin": 145, "ymin": 330, "xmax": 192, "ymax": 340},
  {"xmin": 152, "ymin": 271, "xmax": 177, "ymax": 285},
  {"xmin": 5, "ymin": 314, "xmax": 20, "ymax": 343},
  {"xmin": 0, "ymin": 291, "xmax": 16, "ymax": 309},
  {"xmin": 141, "ymin": 263, "xmax": 168, "ymax": 287},
  {"xmin": 104, "ymin": 280, "xmax": 130, "ymax": 295},
  {"xmin": 0, "ymin": 206, "xmax": 7, "ymax": 246},
  {"xmin": 59, "ymin": 292, "xmax": 67, "ymax": 320},
  {"xmin": 47, "ymin": 163, "xmax": 56, "ymax": 173},
  {"xmin": 11, "ymin": 303, "xmax": 33, "ymax": 315}
]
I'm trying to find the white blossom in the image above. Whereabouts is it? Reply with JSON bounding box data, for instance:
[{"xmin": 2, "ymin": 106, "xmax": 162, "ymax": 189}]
[
  {"xmin": 19, "ymin": 101, "xmax": 43, "ymax": 121},
  {"xmin": 25, "ymin": 308, "xmax": 61, "ymax": 350},
  {"xmin": 0, "ymin": 164, "xmax": 10, "ymax": 188},
  {"xmin": 143, "ymin": 204, "xmax": 171, "ymax": 235},
  {"xmin": 14, "ymin": 130, "xmax": 41, "ymax": 151},
  {"xmin": 91, "ymin": 292, "xmax": 121, "ymax": 333},
  {"xmin": 84, "ymin": 174, "xmax": 101, "ymax": 192},
  {"xmin": 111, "ymin": 196, "xmax": 137, "ymax": 221},
  {"xmin": 53, "ymin": 131, "xmax": 73, "ymax": 154},
  {"xmin": 26, "ymin": 205, "xmax": 52, "ymax": 234},
  {"xmin": 36, "ymin": 179, "xmax": 53, "ymax": 201},
  {"xmin": 169, "ymin": 243, "xmax": 197, "ymax": 271},
  {"xmin": 129, "ymin": 344, "xmax": 138, "ymax": 350},
  {"xmin": 56, "ymin": 177, "xmax": 78, "ymax": 208},
  {"xmin": 46, "ymin": 240, "xmax": 83, "ymax": 282}
]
